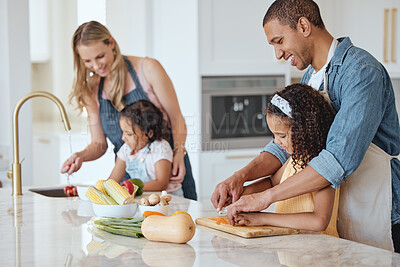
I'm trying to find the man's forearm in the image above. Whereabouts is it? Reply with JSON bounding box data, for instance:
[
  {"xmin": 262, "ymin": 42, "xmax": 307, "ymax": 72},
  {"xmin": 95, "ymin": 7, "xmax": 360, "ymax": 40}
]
[
  {"xmin": 235, "ymin": 152, "xmax": 282, "ymax": 183},
  {"xmin": 268, "ymin": 165, "xmax": 330, "ymax": 203}
]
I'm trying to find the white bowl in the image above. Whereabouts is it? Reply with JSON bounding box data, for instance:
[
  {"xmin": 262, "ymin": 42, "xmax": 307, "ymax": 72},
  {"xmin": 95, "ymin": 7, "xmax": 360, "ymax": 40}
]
[
  {"xmin": 92, "ymin": 203, "xmax": 138, "ymax": 218},
  {"xmin": 76, "ymin": 184, "xmax": 92, "ymax": 201},
  {"xmin": 139, "ymin": 204, "xmax": 170, "ymax": 216}
]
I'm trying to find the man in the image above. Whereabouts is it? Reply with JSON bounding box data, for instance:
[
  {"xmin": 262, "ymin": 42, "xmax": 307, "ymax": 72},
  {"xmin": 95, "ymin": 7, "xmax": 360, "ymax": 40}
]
[{"xmin": 211, "ymin": 0, "xmax": 400, "ymax": 251}]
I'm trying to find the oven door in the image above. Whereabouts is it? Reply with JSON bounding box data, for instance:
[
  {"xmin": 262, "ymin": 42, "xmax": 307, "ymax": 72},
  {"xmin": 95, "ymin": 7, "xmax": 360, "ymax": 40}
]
[
  {"xmin": 201, "ymin": 75, "xmax": 284, "ymax": 151},
  {"xmin": 202, "ymin": 91, "xmax": 272, "ymax": 150}
]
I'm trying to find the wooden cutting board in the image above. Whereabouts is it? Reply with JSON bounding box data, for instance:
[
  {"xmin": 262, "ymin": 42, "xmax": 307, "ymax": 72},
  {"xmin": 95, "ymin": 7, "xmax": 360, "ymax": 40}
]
[{"xmin": 195, "ymin": 217, "xmax": 300, "ymax": 238}]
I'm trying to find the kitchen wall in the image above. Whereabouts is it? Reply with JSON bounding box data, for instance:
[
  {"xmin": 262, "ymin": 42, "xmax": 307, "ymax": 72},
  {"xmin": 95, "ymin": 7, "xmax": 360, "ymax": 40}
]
[{"xmin": 1, "ymin": 0, "xmax": 32, "ymax": 187}]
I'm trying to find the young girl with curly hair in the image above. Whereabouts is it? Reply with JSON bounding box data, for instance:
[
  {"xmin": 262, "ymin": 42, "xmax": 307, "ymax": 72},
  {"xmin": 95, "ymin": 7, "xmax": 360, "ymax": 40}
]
[
  {"xmin": 233, "ymin": 83, "xmax": 338, "ymax": 236},
  {"xmin": 108, "ymin": 100, "xmax": 183, "ymax": 196}
]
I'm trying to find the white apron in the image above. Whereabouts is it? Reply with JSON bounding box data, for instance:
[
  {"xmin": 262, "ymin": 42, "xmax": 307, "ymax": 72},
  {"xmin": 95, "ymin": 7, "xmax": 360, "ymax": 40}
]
[{"xmin": 322, "ymin": 73, "xmax": 396, "ymax": 251}]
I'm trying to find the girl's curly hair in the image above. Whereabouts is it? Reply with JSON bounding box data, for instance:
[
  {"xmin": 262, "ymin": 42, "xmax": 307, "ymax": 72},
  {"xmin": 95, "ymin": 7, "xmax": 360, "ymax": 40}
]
[
  {"xmin": 266, "ymin": 83, "xmax": 335, "ymax": 170},
  {"xmin": 120, "ymin": 100, "xmax": 169, "ymax": 143}
]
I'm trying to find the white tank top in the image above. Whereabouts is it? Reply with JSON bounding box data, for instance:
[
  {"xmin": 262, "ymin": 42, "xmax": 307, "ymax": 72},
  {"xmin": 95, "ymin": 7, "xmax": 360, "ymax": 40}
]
[{"xmin": 308, "ymin": 39, "xmax": 339, "ymax": 90}]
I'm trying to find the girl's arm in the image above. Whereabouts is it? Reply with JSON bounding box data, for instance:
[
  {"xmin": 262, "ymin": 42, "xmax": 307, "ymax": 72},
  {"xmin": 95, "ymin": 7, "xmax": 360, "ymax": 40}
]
[
  {"xmin": 143, "ymin": 159, "xmax": 171, "ymax": 191},
  {"xmin": 241, "ymin": 159, "xmax": 289, "ymax": 195},
  {"xmin": 234, "ymin": 185, "xmax": 336, "ymax": 232},
  {"xmin": 61, "ymin": 95, "xmax": 108, "ymax": 174},
  {"xmin": 142, "ymin": 58, "xmax": 187, "ymax": 182},
  {"xmin": 108, "ymin": 157, "xmax": 127, "ymax": 184}
]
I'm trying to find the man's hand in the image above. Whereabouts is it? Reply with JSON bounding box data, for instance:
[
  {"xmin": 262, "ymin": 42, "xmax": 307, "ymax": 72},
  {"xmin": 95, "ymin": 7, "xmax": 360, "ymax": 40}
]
[
  {"xmin": 211, "ymin": 173, "xmax": 246, "ymax": 212},
  {"xmin": 227, "ymin": 191, "xmax": 271, "ymax": 225}
]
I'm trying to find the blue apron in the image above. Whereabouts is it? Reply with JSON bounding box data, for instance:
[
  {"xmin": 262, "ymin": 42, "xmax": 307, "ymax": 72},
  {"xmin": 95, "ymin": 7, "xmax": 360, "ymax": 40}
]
[
  {"xmin": 125, "ymin": 145, "xmax": 151, "ymax": 183},
  {"xmin": 98, "ymin": 56, "xmax": 197, "ymax": 200}
]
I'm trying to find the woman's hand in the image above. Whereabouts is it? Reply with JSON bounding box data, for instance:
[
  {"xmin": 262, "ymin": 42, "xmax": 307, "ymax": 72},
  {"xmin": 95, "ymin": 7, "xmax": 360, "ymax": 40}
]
[
  {"xmin": 60, "ymin": 153, "xmax": 83, "ymax": 175},
  {"xmin": 169, "ymin": 151, "xmax": 186, "ymax": 184},
  {"xmin": 227, "ymin": 191, "xmax": 272, "ymax": 225}
]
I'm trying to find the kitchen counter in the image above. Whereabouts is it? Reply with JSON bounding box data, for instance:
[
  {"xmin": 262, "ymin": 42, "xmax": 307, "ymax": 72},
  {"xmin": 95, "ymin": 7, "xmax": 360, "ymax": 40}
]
[{"xmin": 0, "ymin": 188, "xmax": 399, "ymax": 266}]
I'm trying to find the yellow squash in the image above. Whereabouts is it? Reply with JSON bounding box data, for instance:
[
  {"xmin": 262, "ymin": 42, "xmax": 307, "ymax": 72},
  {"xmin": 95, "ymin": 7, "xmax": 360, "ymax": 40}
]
[{"xmin": 141, "ymin": 214, "xmax": 196, "ymax": 244}]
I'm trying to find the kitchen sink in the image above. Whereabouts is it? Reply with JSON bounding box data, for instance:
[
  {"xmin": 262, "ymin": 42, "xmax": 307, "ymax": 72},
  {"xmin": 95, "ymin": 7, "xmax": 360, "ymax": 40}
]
[{"xmin": 29, "ymin": 187, "xmax": 67, "ymax": 198}]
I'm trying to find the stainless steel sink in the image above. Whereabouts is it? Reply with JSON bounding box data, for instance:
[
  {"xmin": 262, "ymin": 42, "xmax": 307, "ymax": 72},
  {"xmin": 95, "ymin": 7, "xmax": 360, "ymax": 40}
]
[{"xmin": 29, "ymin": 187, "xmax": 67, "ymax": 198}]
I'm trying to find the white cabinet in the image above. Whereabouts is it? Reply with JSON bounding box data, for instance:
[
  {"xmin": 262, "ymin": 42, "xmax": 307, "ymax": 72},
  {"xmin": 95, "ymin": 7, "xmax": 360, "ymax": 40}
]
[
  {"xmin": 33, "ymin": 131, "xmax": 115, "ymax": 186},
  {"xmin": 334, "ymin": 0, "xmax": 400, "ymax": 78},
  {"xmin": 199, "ymin": 148, "xmax": 262, "ymax": 202},
  {"xmin": 29, "ymin": 0, "xmax": 50, "ymax": 62},
  {"xmin": 199, "ymin": 0, "xmax": 288, "ymax": 76}
]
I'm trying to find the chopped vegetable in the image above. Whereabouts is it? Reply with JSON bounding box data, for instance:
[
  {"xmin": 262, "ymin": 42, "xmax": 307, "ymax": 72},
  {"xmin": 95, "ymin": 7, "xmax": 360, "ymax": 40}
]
[{"xmin": 210, "ymin": 217, "xmax": 229, "ymax": 225}]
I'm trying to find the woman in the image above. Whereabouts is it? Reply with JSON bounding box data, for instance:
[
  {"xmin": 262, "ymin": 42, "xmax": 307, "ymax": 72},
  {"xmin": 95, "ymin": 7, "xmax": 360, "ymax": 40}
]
[{"xmin": 60, "ymin": 21, "xmax": 197, "ymax": 200}]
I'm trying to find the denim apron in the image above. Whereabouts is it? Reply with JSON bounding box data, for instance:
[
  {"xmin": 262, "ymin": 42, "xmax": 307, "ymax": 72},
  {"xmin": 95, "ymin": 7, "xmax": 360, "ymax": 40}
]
[
  {"xmin": 323, "ymin": 72, "xmax": 397, "ymax": 251},
  {"xmin": 125, "ymin": 145, "xmax": 151, "ymax": 183},
  {"xmin": 98, "ymin": 56, "xmax": 197, "ymax": 200}
]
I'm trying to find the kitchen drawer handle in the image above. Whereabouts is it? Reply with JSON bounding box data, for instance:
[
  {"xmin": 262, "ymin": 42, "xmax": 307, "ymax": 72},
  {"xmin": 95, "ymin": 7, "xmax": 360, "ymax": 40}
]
[
  {"xmin": 384, "ymin": 8, "xmax": 389, "ymax": 63},
  {"xmin": 37, "ymin": 138, "xmax": 50, "ymax": 144},
  {"xmin": 391, "ymin": 8, "xmax": 397, "ymax": 63},
  {"xmin": 226, "ymin": 155, "xmax": 258, "ymax": 159}
]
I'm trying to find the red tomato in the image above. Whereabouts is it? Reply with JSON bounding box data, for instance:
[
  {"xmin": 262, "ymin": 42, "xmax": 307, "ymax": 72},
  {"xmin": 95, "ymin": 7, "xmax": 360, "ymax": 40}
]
[
  {"xmin": 64, "ymin": 185, "xmax": 78, "ymax": 197},
  {"xmin": 121, "ymin": 180, "xmax": 135, "ymax": 195}
]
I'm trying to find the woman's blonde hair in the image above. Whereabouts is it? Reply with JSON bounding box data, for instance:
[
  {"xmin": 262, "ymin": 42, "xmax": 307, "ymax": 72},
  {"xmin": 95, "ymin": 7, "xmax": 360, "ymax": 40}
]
[{"xmin": 71, "ymin": 21, "xmax": 126, "ymax": 111}]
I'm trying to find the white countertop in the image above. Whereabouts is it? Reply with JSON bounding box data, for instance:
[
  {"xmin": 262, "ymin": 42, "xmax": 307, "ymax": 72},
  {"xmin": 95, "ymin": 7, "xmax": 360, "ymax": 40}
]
[{"xmin": 0, "ymin": 187, "xmax": 399, "ymax": 266}]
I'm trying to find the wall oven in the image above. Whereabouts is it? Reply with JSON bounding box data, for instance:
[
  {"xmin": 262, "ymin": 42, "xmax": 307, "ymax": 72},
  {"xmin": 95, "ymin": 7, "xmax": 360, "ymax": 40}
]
[{"xmin": 202, "ymin": 75, "xmax": 285, "ymax": 151}]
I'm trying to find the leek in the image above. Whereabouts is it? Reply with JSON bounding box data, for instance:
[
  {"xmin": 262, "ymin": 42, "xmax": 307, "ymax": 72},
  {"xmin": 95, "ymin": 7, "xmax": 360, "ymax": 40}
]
[{"xmin": 92, "ymin": 217, "xmax": 145, "ymax": 238}]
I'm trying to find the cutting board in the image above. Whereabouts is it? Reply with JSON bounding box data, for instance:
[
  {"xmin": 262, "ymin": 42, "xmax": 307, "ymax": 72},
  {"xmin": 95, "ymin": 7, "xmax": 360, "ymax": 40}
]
[{"xmin": 195, "ymin": 217, "xmax": 300, "ymax": 238}]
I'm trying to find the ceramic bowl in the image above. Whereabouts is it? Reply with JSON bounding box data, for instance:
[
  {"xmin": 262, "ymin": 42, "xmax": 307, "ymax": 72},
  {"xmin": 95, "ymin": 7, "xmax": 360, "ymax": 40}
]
[
  {"xmin": 92, "ymin": 203, "xmax": 138, "ymax": 218},
  {"xmin": 76, "ymin": 184, "xmax": 92, "ymax": 201},
  {"xmin": 139, "ymin": 204, "xmax": 170, "ymax": 216}
]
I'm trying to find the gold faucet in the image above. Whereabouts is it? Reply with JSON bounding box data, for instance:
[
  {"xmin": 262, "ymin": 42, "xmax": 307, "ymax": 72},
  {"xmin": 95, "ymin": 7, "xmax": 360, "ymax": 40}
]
[{"xmin": 7, "ymin": 91, "xmax": 71, "ymax": 196}]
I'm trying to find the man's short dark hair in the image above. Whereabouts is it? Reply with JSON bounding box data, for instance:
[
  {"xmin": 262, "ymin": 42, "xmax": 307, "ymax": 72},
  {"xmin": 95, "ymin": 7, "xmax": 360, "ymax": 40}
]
[{"xmin": 263, "ymin": 0, "xmax": 325, "ymax": 30}]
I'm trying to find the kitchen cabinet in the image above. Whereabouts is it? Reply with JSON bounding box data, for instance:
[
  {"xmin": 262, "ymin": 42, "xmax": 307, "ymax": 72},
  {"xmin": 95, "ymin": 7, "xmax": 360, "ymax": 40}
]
[
  {"xmin": 199, "ymin": 0, "xmax": 288, "ymax": 76},
  {"xmin": 29, "ymin": 0, "xmax": 50, "ymax": 62},
  {"xmin": 334, "ymin": 0, "xmax": 400, "ymax": 78},
  {"xmin": 199, "ymin": 148, "xmax": 262, "ymax": 201},
  {"xmin": 199, "ymin": 147, "xmax": 275, "ymax": 212}
]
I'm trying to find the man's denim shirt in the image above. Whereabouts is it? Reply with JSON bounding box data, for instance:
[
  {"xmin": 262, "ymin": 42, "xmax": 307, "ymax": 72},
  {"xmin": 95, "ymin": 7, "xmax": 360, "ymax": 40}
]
[{"xmin": 262, "ymin": 37, "xmax": 400, "ymax": 224}]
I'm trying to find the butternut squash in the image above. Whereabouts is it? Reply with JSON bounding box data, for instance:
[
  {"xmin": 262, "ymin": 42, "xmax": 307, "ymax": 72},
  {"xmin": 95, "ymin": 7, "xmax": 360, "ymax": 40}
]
[{"xmin": 141, "ymin": 214, "xmax": 196, "ymax": 243}]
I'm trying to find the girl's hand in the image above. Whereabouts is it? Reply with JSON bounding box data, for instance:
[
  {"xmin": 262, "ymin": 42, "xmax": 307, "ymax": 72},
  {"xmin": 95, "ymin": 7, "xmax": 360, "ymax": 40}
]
[
  {"xmin": 233, "ymin": 212, "xmax": 268, "ymax": 227},
  {"xmin": 169, "ymin": 151, "xmax": 186, "ymax": 184},
  {"xmin": 60, "ymin": 153, "xmax": 83, "ymax": 175},
  {"xmin": 227, "ymin": 191, "xmax": 271, "ymax": 225}
]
